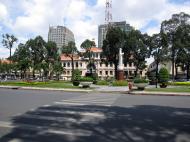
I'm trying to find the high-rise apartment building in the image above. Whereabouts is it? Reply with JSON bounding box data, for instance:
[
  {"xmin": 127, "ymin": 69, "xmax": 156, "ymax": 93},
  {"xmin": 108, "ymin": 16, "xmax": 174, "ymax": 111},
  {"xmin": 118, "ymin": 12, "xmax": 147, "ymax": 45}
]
[
  {"xmin": 98, "ymin": 21, "xmax": 132, "ymax": 48},
  {"xmin": 48, "ymin": 26, "xmax": 75, "ymax": 53}
]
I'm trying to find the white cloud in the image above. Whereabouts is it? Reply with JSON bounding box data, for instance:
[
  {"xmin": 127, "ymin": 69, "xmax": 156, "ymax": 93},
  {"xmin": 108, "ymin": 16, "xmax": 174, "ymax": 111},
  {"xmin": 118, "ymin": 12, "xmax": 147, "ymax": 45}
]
[
  {"xmin": 146, "ymin": 26, "xmax": 161, "ymax": 36},
  {"xmin": 0, "ymin": 48, "xmax": 9, "ymax": 59},
  {"xmin": 1, "ymin": 0, "xmax": 190, "ymax": 59},
  {"xmin": 0, "ymin": 2, "xmax": 8, "ymax": 20}
]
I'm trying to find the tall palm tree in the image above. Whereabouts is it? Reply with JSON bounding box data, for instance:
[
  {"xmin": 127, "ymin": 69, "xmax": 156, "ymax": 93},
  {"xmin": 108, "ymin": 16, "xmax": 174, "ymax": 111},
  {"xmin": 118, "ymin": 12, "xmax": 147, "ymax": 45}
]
[
  {"xmin": 80, "ymin": 39, "xmax": 95, "ymax": 75},
  {"xmin": 2, "ymin": 34, "xmax": 18, "ymax": 62},
  {"xmin": 62, "ymin": 41, "xmax": 78, "ymax": 80}
]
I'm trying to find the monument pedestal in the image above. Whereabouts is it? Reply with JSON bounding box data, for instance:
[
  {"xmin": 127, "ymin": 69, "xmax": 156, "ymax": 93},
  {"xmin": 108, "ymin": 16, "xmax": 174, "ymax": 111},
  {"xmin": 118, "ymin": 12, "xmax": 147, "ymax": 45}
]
[{"xmin": 117, "ymin": 70, "xmax": 124, "ymax": 80}]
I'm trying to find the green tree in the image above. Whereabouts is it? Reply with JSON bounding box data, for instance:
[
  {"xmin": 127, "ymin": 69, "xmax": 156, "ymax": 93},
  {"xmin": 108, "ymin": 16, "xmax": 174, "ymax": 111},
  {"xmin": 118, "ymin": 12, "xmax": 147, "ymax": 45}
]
[
  {"xmin": 80, "ymin": 39, "xmax": 95, "ymax": 75},
  {"xmin": 0, "ymin": 61, "xmax": 12, "ymax": 75},
  {"xmin": 45, "ymin": 41, "xmax": 59, "ymax": 79},
  {"xmin": 125, "ymin": 29, "xmax": 150, "ymax": 77},
  {"xmin": 159, "ymin": 67, "xmax": 169, "ymax": 88},
  {"xmin": 62, "ymin": 41, "xmax": 78, "ymax": 80},
  {"xmin": 150, "ymin": 33, "xmax": 168, "ymax": 88},
  {"xmin": 102, "ymin": 27, "xmax": 125, "ymax": 79},
  {"xmin": 53, "ymin": 61, "xmax": 64, "ymax": 81},
  {"xmin": 174, "ymin": 24, "xmax": 190, "ymax": 80},
  {"xmin": 161, "ymin": 12, "xmax": 190, "ymax": 80},
  {"xmin": 2, "ymin": 34, "xmax": 18, "ymax": 62},
  {"xmin": 12, "ymin": 43, "xmax": 31, "ymax": 79},
  {"xmin": 26, "ymin": 36, "xmax": 46, "ymax": 79},
  {"xmin": 72, "ymin": 69, "xmax": 81, "ymax": 86}
]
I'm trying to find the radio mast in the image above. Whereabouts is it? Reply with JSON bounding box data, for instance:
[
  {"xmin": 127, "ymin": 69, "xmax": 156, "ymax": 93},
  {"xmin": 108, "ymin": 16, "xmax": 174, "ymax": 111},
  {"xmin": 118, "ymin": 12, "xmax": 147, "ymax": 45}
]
[{"xmin": 105, "ymin": 0, "xmax": 112, "ymax": 25}]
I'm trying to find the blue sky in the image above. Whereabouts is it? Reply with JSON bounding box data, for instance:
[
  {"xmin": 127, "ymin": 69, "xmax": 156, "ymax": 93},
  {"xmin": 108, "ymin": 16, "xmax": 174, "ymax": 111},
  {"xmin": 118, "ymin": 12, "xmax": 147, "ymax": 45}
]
[
  {"xmin": 0, "ymin": 0, "xmax": 190, "ymax": 63},
  {"xmin": 85, "ymin": 0, "xmax": 97, "ymax": 6}
]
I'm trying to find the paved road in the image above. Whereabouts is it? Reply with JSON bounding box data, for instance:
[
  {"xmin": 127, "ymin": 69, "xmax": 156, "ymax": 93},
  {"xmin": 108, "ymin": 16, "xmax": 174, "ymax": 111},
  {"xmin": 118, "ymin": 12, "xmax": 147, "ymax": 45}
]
[{"xmin": 0, "ymin": 88, "xmax": 190, "ymax": 142}]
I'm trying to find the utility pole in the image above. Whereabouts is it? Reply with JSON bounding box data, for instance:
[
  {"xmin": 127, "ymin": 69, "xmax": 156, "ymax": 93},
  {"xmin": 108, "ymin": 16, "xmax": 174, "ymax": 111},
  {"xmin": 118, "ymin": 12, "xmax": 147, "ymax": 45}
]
[
  {"xmin": 105, "ymin": 0, "xmax": 112, "ymax": 24},
  {"xmin": 105, "ymin": 0, "xmax": 113, "ymax": 29}
]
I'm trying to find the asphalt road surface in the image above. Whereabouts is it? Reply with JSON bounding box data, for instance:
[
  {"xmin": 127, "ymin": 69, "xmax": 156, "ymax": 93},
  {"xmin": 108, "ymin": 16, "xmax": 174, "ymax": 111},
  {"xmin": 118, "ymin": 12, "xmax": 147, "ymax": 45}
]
[{"xmin": 0, "ymin": 88, "xmax": 190, "ymax": 142}]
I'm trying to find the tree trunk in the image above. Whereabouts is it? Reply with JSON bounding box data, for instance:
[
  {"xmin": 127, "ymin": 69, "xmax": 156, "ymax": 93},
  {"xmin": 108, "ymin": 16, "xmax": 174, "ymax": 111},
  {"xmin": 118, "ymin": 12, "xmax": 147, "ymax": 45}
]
[
  {"xmin": 187, "ymin": 64, "xmax": 190, "ymax": 81},
  {"xmin": 71, "ymin": 57, "xmax": 74, "ymax": 81},
  {"xmin": 32, "ymin": 69, "xmax": 35, "ymax": 79},
  {"xmin": 114, "ymin": 61, "xmax": 118, "ymax": 80},
  {"xmin": 10, "ymin": 48, "xmax": 12, "ymax": 62},
  {"xmin": 175, "ymin": 65, "xmax": 178, "ymax": 80},
  {"xmin": 9, "ymin": 48, "xmax": 12, "ymax": 74},
  {"xmin": 89, "ymin": 52, "xmax": 92, "ymax": 75},
  {"xmin": 171, "ymin": 47, "xmax": 175, "ymax": 81},
  {"xmin": 156, "ymin": 60, "xmax": 159, "ymax": 88},
  {"xmin": 21, "ymin": 70, "xmax": 23, "ymax": 79},
  {"xmin": 56, "ymin": 73, "xmax": 60, "ymax": 81},
  {"xmin": 135, "ymin": 67, "xmax": 138, "ymax": 77},
  {"xmin": 39, "ymin": 70, "xmax": 42, "ymax": 81},
  {"xmin": 24, "ymin": 70, "xmax": 26, "ymax": 79}
]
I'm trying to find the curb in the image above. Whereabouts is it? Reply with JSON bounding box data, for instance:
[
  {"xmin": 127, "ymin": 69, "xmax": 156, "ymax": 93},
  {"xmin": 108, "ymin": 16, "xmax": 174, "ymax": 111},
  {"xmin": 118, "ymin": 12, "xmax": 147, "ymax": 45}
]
[
  {"xmin": 130, "ymin": 91, "xmax": 190, "ymax": 96},
  {"xmin": 0, "ymin": 86, "xmax": 92, "ymax": 93}
]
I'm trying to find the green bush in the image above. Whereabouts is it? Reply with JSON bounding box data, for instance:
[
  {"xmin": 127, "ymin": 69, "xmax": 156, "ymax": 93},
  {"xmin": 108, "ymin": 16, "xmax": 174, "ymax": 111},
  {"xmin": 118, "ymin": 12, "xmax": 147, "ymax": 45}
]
[
  {"xmin": 92, "ymin": 73, "xmax": 98, "ymax": 84},
  {"xmin": 72, "ymin": 69, "xmax": 81, "ymax": 86},
  {"xmin": 159, "ymin": 68, "xmax": 169, "ymax": 83},
  {"xmin": 112, "ymin": 80, "xmax": 128, "ymax": 86},
  {"xmin": 80, "ymin": 77, "xmax": 93, "ymax": 82},
  {"xmin": 133, "ymin": 78, "xmax": 149, "ymax": 83},
  {"xmin": 97, "ymin": 80, "xmax": 109, "ymax": 85},
  {"xmin": 73, "ymin": 81, "xmax": 80, "ymax": 86},
  {"xmin": 72, "ymin": 69, "xmax": 81, "ymax": 81},
  {"xmin": 169, "ymin": 82, "xmax": 190, "ymax": 86}
]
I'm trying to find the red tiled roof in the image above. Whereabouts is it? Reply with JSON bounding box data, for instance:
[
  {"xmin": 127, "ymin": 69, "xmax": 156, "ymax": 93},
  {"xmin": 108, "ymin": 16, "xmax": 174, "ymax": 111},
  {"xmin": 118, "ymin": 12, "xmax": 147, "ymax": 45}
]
[
  {"xmin": 80, "ymin": 47, "xmax": 102, "ymax": 53},
  {"xmin": 60, "ymin": 54, "xmax": 80, "ymax": 61},
  {"xmin": 90, "ymin": 47, "xmax": 102, "ymax": 52},
  {"xmin": 0, "ymin": 59, "xmax": 11, "ymax": 64}
]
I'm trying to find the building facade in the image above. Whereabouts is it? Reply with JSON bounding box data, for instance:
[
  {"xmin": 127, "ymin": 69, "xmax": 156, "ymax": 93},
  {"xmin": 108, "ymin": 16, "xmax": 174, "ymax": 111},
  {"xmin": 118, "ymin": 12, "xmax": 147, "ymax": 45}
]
[
  {"xmin": 60, "ymin": 47, "xmax": 146, "ymax": 80},
  {"xmin": 48, "ymin": 26, "xmax": 75, "ymax": 53},
  {"xmin": 148, "ymin": 61, "xmax": 185, "ymax": 79},
  {"xmin": 98, "ymin": 21, "xmax": 133, "ymax": 48}
]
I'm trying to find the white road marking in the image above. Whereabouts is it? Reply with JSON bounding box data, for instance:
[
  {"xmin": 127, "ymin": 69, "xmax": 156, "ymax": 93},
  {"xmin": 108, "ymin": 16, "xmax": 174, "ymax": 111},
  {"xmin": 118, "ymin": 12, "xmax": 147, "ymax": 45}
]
[
  {"xmin": 0, "ymin": 121, "xmax": 14, "ymax": 128},
  {"xmin": 55, "ymin": 101, "xmax": 111, "ymax": 106},
  {"xmin": 54, "ymin": 102, "xmax": 86, "ymax": 106},
  {"xmin": 46, "ymin": 129, "xmax": 92, "ymax": 136},
  {"xmin": 43, "ymin": 105, "xmax": 50, "ymax": 107}
]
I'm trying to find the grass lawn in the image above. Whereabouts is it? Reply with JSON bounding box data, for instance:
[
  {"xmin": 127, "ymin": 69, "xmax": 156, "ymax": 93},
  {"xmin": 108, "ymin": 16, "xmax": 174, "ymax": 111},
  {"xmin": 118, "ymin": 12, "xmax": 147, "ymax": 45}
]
[
  {"xmin": 145, "ymin": 86, "xmax": 190, "ymax": 93},
  {"xmin": 0, "ymin": 81, "xmax": 81, "ymax": 89}
]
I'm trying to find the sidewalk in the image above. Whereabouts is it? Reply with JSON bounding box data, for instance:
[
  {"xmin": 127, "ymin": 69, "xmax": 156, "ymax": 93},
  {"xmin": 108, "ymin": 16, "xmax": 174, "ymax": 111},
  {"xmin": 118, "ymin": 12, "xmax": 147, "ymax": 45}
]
[
  {"xmin": 92, "ymin": 85, "xmax": 190, "ymax": 96},
  {"xmin": 1, "ymin": 85, "xmax": 190, "ymax": 96}
]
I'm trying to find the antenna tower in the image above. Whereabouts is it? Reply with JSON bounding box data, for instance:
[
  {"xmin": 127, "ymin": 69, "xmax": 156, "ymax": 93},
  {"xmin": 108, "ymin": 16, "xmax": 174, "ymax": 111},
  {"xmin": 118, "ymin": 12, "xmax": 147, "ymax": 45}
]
[{"xmin": 105, "ymin": 0, "xmax": 112, "ymax": 25}]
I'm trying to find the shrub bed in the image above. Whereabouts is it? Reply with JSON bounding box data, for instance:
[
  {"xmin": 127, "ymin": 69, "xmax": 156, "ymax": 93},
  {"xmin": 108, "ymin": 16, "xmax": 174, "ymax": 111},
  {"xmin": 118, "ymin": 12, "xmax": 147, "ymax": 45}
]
[
  {"xmin": 133, "ymin": 78, "xmax": 149, "ymax": 83},
  {"xmin": 112, "ymin": 80, "xmax": 128, "ymax": 86},
  {"xmin": 169, "ymin": 82, "xmax": 190, "ymax": 86},
  {"xmin": 80, "ymin": 77, "xmax": 94, "ymax": 82},
  {"xmin": 97, "ymin": 80, "xmax": 109, "ymax": 85}
]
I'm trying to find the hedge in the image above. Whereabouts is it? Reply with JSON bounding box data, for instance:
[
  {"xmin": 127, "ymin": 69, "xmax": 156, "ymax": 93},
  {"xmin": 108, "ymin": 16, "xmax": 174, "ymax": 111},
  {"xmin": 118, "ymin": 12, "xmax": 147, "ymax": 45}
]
[
  {"xmin": 112, "ymin": 80, "xmax": 128, "ymax": 86},
  {"xmin": 169, "ymin": 82, "xmax": 190, "ymax": 86},
  {"xmin": 96, "ymin": 80, "xmax": 109, "ymax": 85}
]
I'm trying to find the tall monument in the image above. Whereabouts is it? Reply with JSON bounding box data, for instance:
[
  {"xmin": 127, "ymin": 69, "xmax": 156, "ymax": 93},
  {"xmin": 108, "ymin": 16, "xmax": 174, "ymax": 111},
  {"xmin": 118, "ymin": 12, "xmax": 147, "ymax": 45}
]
[{"xmin": 117, "ymin": 48, "xmax": 124, "ymax": 80}]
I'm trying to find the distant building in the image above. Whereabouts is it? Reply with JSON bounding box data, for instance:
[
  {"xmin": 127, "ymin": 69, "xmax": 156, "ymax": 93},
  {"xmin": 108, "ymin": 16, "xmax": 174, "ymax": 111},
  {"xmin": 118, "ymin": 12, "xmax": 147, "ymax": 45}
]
[
  {"xmin": 0, "ymin": 59, "xmax": 11, "ymax": 64},
  {"xmin": 60, "ymin": 47, "xmax": 146, "ymax": 80},
  {"xmin": 148, "ymin": 61, "xmax": 185, "ymax": 79},
  {"xmin": 98, "ymin": 21, "xmax": 132, "ymax": 48},
  {"xmin": 48, "ymin": 26, "xmax": 75, "ymax": 53}
]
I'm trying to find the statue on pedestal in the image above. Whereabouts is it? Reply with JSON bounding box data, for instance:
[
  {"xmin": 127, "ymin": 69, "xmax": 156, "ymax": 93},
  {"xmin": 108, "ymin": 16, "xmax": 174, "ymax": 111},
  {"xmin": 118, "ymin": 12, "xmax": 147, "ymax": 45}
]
[{"xmin": 117, "ymin": 48, "xmax": 124, "ymax": 80}]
